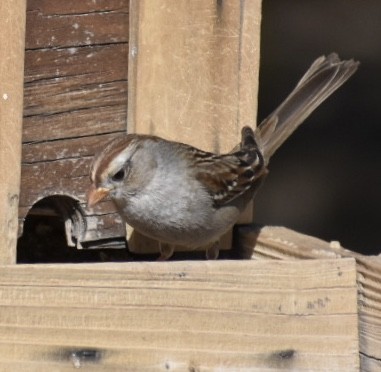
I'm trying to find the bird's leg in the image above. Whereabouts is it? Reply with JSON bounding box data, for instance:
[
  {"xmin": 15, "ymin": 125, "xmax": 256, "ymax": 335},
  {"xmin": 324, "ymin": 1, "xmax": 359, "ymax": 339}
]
[
  {"xmin": 206, "ymin": 241, "xmax": 219, "ymax": 260},
  {"xmin": 157, "ymin": 242, "xmax": 174, "ymax": 261}
]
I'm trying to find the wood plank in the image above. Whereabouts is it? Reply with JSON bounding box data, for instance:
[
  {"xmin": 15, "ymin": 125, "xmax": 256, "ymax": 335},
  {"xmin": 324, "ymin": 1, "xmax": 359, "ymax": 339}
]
[
  {"xmin": 0, "ymin": 259, "xmax": 359, "ymax": 370},
  {"xmin": 23, "ymin": 44, "xmax": 128, "ymax": 117},
  {"xmin": 27, "ymin": 0, "xmax": 128, "ymax": 16},
  {"xmin": 238, "ymin": 225, "xmax": 381, "ymax": 370},
  {"xmin": 24, "ymin": 80, "xmax": 127, "ymax": 117},
  {"xmin": 0, "ymin": 344, "xmax": 358, "ymax": 372},
  {"xmin": 22, "ymin": 133, "xmax": 122, "ymax": 163},
  {"xmin": 26, "ymin": 0, "xmax": 129, "ymax": 49},
  {"xmin": 0, "ymin": 0, "xmax": 27, "ymax": 264},
  {"xmin": 23, "ymin": 105, "xmax": 127, "ymax": 143},
  {"xmin": 128, "ymin": 0, "xmax": 261, "ymax": 153},
  {"xmin": 20, "ymin": 158, "xmax": 91, "ymax": 205},
  {"xmin": 24, "ymin": 43, "xmax": 128, "ymax": 84}
]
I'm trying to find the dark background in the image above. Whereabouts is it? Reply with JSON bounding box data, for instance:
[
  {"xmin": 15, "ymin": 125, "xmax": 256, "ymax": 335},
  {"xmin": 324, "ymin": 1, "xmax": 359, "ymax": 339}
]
[{"xmin": 256, "ymin": 1, "xmax": 381, "ymax": 255}]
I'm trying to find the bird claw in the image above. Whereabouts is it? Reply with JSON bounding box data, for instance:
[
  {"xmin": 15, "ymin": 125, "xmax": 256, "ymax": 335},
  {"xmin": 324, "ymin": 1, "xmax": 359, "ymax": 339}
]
[{"xmin": 157, "ymin": 243, "xmax": 174, "ymax": 261}]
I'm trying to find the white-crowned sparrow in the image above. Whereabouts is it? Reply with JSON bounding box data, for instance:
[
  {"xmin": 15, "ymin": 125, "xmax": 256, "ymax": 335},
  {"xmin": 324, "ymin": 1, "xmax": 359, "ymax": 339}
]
[{"xmin": 88, "ymin": 54, "xmax": 358, "ymax": 260}]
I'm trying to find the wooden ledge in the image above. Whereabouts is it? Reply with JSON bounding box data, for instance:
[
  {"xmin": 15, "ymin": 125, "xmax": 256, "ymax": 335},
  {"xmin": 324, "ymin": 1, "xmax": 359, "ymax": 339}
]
[
  {"xmin": 0, "ymin": 258, "xmax": 358, "ymax": 370},
  {"xmin": 239, "ymin": 224, "xmax": 381, "ymax": 370}
]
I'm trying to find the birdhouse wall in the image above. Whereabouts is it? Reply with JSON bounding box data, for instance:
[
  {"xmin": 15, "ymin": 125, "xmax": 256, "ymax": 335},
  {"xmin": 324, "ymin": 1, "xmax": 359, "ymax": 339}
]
[{"xmin": 19, "ymin": 0, "xmax": 130, "ymax": 246}]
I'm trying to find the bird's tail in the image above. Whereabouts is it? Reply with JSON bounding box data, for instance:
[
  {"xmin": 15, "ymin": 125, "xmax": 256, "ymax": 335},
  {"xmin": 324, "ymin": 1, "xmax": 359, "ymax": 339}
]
[{"xmin": 255, "ymin": 53, "xmax": 359, "ymax": 165}]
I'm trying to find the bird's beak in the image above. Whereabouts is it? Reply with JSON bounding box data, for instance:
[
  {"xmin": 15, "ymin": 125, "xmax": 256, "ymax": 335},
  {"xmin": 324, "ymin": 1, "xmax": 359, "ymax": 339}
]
[{"xmin": 87, "ymin": 185, "xmax": 110, "ymax": 208}]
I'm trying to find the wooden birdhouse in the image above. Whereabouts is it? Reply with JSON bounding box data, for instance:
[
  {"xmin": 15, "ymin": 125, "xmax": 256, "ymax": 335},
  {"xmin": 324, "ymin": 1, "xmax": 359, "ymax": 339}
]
[{"xmin": 0, "ymin": 0, "xmax": 380, "ymax": 370}]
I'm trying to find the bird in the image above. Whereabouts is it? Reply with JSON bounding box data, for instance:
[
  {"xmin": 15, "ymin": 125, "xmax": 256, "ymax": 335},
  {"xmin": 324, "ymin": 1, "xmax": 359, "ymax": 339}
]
[{"xmin": 88, "ymin": 53, "xmax": 359, "ymax": 260}]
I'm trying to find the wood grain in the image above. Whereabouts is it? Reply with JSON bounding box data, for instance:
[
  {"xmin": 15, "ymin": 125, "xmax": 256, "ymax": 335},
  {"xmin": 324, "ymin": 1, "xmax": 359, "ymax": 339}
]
[
  {"xmin": 128, "ymin": 0, "xmax": 261, "ymax": 153},
  {"xmin": 20, "ymin": 0, "xmax": 129, "ymax": 246},
  {"xmin": 26, "ymin": 0, "xmax": 128, "ymax": 49},
  {"xmin": 239, "ymin": 224, "xmax": 381, "ymax": 371},
  {"xmin": 0, "ymin": 259, "xmax": 359, "ymax": 370},
  {"xmin": 23, "ymin": 105, "xmax": 127, "ymax": 143},
  {"xmin": 0, "ymin": 0, "xmax": 27, "ymax": 264}
]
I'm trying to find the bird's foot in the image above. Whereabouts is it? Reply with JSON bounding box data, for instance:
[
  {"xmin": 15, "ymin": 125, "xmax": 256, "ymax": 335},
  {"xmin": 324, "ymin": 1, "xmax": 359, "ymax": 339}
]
[
  {"xmin": 206, "ymin": 242, "xmax": 219, "ymax": 260},
  {"xmin": 157, "ymin": 243, "xmax": 174, "ymax": 261}
]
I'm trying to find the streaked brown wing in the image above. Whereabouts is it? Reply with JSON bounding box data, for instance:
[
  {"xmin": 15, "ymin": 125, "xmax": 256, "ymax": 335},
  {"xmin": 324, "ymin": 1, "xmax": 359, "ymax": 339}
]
[{"xmin": 194, "ymin": 148, "xmax": 265, "ymax": 206}]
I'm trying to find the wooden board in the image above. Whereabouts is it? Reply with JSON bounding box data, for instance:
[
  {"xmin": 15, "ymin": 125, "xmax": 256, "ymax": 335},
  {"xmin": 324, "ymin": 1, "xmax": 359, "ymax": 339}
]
[
  {"xmin": 0, "ymin": 259, "xmax": 358, "ymax": 370},
  {"xmin": 127, "ymin": 0, "xmax": 262, "ymax": 254},
  {"xmin": 128, "ymin": 0, "xmax": 261, "ymax": 153},
  {"xmin": 0, "ymin": 0, "xmax": 27, "ymax": 264},
  {"xmin": 20, "ymin": 0, "xmax": 130, "ymax": 246},
  {"xmin": 238, "ymin": 225, "xmax": 381, "ymax": 371}
]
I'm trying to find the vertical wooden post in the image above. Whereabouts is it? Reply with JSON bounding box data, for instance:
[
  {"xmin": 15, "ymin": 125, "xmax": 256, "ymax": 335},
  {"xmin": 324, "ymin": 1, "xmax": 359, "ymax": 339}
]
[
  {"xmin": 128, "ymin": 0, "xmax": 262, "ymax": 254},
  {"xmin": 128, "ymin": 0, "xmax": 261, "ymax": 152},
  {"xmin": 0, "ymin": 0, "xmax": 27, "ymax": 264}
]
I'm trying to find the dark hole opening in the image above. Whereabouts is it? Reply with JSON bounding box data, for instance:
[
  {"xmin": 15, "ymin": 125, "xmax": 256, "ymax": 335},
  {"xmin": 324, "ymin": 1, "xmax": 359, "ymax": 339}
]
[{"xmin": 17, "ymin": 195, "xmax": 130, "ymax": 263}]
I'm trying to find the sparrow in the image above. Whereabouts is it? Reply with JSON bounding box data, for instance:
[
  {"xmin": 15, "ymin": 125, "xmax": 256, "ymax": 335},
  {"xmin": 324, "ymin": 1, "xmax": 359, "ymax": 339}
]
[{"xmin": 88, "ymin": 53, "xmax": 359, "ymax": 260}]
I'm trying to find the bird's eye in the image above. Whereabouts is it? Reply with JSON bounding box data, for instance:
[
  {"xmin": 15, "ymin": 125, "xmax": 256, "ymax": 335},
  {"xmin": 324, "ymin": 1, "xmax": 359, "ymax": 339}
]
[{"xmin": 111, "ymin": 169, "xmax": 126, "ymax": 182}]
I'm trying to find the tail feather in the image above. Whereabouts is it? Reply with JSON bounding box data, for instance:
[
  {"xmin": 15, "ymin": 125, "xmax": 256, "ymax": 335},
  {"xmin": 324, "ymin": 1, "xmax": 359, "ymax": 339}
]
[{"xmin": 256, "ymin": 53, "xmax": 359, "ymax": 165}]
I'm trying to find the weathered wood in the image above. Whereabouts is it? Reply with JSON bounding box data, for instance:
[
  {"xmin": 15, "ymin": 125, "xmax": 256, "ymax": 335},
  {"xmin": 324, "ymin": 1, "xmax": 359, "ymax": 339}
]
[
  {"xmin": 27, "ymin": 0, "xmax": 127, "ymax": 15},
  {"xmin": 20, "ymin": 0, "xmax": 130, "ymax": 247},
  {"xmin": 24, "ymin": 80, "xmax": 128, "ymax": 117},
  {"xmin": 361, "ymin": 354, "xmax": 381, "ymax": 372},
  {"xmin": 238, "ymin": 225, "xmax": 381, "ymax": 370},
  {"xmin": 128, "ymin": 0, "xmax": 261, "ymax": 153},
  {"xmin": 24, "ymin": 43, "xmax": 128, "ymax": 83},
  {"xmin": 127, "ymin": 0, "xmax": 262, "ymax": 254},
  {"xmin": 22, "ymin": 133, "xmax": 122, "ymax": 163},
  {"xmin": 0, "ymin": 0, "xmax": 27, "ymax": 264},
  {"xmin": 0, "ymin": 259, "xmax": 359, "ymax": 370},
  {"xmin": 19, "ymin": 156, "xmax": 125, "ymax": 243},
  {"xmin": 23, "ymin": 105, "xmax": 126, "ymax": 143},
  {"xmin": 21, "ymin": 131, "xmax": 123, "ymax": 246},
  {"xmin": 26, "ymin": 0, "xmax": 128, "ymax": 49}
]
